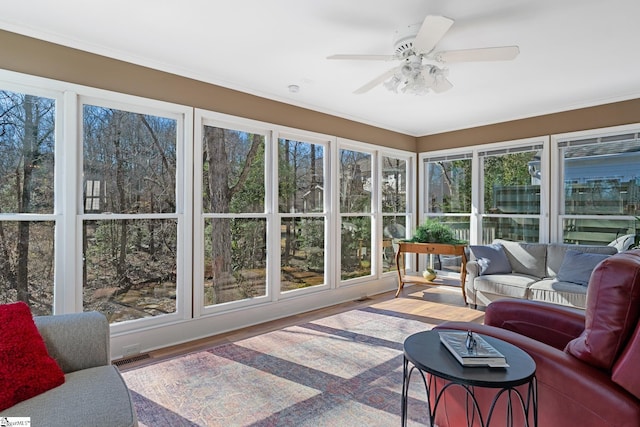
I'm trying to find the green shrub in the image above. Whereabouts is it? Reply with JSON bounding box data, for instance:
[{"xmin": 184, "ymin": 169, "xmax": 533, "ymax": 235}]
[{"xmin": 408, "ymin": 219, "xmax": 466, "ymax": 244}]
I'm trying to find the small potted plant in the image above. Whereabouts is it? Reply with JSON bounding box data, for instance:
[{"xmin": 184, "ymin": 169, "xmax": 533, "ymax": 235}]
[{"xmin": 407, "ymin": 219, "xmax": 466, "ymax": 245}]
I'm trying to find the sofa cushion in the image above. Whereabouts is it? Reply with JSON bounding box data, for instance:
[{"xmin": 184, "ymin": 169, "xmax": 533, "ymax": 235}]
[
  {"xmin": 546, "ymin": 244, "xmax": 617, "ymax": 277},
  {"xmin": 0, "ymin": 302, "xmax": 65, "ymax": 411},
  {"xmin": 0, "ymin": 365, "xmax": 138, "ymax": 427},
  {"xmin": 566, "ymin": 250, "xmax": 640, "ymax": 371},
  {"xmin": 556, "ymin": 250, "xmax": 610, "ymax": 286},
  {"xmin": 528, "ymin": 279, "xmax": 588, "ymax": 309},
  {"xmin": 469, "ymin": 244, "xmax": 512, "ymax": 275},
  {"xmin": 474, "ymin": 273, "xmax": 537, "ymax": 299},
  {"xmin": 495, "ymin": 239, "xmax": 547, "ymax": 279}
]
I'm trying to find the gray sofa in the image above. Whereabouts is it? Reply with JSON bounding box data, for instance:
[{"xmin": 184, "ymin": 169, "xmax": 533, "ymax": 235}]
[
  {"xmin": 466, "ymin": 239, "xmax": 618, "ymax": 309},
  {"xmin": 0, "ymin": 311, "xmax": 138, "ymax": 427}
]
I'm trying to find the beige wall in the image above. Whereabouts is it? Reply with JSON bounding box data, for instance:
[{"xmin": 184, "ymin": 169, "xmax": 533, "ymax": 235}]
[
  {"xmin": 0, "ymin": 29, "xmax": 415, "ymax": 151},
  {"xmin": 2, "ymin": 29, "xmax": 639, "ymax": 154},
  {"xmin": 417, "ymin": 98, "xmax": 640, "ymax": 151}
]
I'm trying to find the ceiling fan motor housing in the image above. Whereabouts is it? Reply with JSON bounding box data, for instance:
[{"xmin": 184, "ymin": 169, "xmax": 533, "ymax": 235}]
[{"xmin": 393, "ymin": 23, "xmax": 421, "ymax": 55}]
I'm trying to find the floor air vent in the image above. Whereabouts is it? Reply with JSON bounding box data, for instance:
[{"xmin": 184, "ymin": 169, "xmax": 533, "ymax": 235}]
[{"xmin": 114, "ymin": 353, "xmax": 151, "ymax": 367}]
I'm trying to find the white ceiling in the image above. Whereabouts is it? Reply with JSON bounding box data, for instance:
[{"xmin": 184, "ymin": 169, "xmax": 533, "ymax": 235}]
[{"xmin": 2, "ymin": 0, "xmax": 640, "ymax": 136}]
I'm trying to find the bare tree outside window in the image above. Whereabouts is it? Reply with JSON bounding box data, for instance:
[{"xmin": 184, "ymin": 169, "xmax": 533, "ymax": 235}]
[
  {"xmin": 202, "ymin": 126, "xmax": 266, "ymax": 305},
  {"xmin": 279, "ymin": 139, "xmax": 326, "ymax": 291},
  {"xmin": 0, "ymin": 90, "xmax": 55, "ymax": 315},
  {"xmin": 381, "ymin": 156, "xmax": 408, "ymax": 273},
  {"xmin": 82, "ymin": 105, "xmax": 178, "ymax": 323},
  {"xmin": 340, "ymin": 149, "xmax": 372, "ymax": 280}
]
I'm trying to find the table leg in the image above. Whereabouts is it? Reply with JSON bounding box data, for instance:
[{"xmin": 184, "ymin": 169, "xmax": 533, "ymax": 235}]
[
  {"xmin": 460, "ymin": 250, "xmax": 468, "ymax": 303},
  {"xmin": 395, "ymin": 249, "xmax": 404, "ymax": 298},
  {"xmin": 401, "ymin": 356, "xmax": 409, "ymax": 427},
  {"xmin": 528, "ymin": 377, "xmax": 538, "ymax": 427}
]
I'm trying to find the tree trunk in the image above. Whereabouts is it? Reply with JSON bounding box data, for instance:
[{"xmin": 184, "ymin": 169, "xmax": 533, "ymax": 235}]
[
  {"xmin": 113, "ymin": 116, "xmax": 129, "ymax": 284},
  {"xmin": 204, "ymin": 126, "xmax": 232, "ymax": 303},
  {"xmin": 203, "ymin": 127, "xmax": 263, "ymax": 303},
  {"xmin": 283, "ymin": 140, "xmax": 291, "ymax": 263},
  {"xmin": 16, "ymin": 95, "xmax": 41, "ymax": 305},
  {"xmin": 0, "ymin": 222, "xmax": 17, "ymax": 291},
  {"xmin": 310, "ymin": 144, "xmax": 317, "ymax": 211}
]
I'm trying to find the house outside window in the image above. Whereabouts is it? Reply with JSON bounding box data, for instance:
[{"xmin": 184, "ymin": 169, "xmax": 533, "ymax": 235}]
[
  {"xmin": 339, "ymin": 146, "xmax": 373, "ymax": 281},
  {"xmin": 553, "ymin": 127, "xmax": 640, "ymax": 249},
  {"xmin": 381, "ymin": 155, "xmax": 410, "ymax": 273},
  {"xmin": 278, "ymin": 135, "xmax": 328, "ymax": 293}
]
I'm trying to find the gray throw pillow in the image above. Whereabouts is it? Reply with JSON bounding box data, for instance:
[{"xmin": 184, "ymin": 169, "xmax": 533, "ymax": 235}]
[
  {"xmin": 557, "ymin": 250, "xmax": 610, "ymax": 286},
  {"xmin": 469, "ymin": 244, "xmax": 512, "ymax": 275}
]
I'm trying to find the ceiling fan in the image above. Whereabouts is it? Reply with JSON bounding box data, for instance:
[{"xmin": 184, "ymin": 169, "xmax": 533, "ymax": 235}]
[{"xmin": 327, "ymin": 15, "xmax": 519, "ymax": 95}]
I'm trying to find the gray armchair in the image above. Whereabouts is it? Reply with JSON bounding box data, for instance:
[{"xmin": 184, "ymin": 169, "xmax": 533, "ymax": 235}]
[{"xmin": 0, "ymin": 311, "xmax": 138, "ymax": 427}]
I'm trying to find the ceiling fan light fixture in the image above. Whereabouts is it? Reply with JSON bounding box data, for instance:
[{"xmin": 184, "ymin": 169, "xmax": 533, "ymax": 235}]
[
  {"xmin": 382, "ymin": 62, "xmax": 451, "ymax": 95},
  {"xmin": 383, "ymin": 75, "xmax": 402, "ymax": 93}
]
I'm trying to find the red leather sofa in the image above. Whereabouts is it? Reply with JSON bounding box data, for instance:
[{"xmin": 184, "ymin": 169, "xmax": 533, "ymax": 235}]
[{"xmin": 434, "ymin": 249, "xmax": 640, "ymax": 427}]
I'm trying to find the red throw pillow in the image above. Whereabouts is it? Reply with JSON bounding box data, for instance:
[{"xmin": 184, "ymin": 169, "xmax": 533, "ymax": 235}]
[{"xmin": 0, "ymin": 302, "xmax": 65, "ymax": 411}]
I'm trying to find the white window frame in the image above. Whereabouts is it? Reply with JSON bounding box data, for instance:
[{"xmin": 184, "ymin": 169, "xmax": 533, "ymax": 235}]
[
  {"xmin": 77, "ymin": 92, "xmax": 193, "ymax": 334},
  {"xmin": 0, "ymin": 69, "xmax": 194, "ymax": 332},
  {"xmin": 0, "ymin": 79, "xmax": 66, "ymax": 313},
  {"xmin": 418, "ymin": 149, "xmax": 475, "ymax": 277},
  {"xmin": 274, "ymin": 129, "xmax": 333, "ymax": 299},
  {"xmin": 0, "ymin": 69, "xmax": 409, "ymax": 357},
  {"xmin": 193, "ymin": 109, "xmax": 275, "ymax": 316},
  {"xmin": 476, "ymin": 136, "xmax": 550, "ymax": 244},
  {"xmin": 378, "ymin": 148, "xmax": 416, "ymax": 276},
  {"xmin": 551, "ymin": 123, "xmax": 640, "ymax": 243},
  {"xmin": 419, "ymin": 136, "xmax": 550, "ymax": 266}
]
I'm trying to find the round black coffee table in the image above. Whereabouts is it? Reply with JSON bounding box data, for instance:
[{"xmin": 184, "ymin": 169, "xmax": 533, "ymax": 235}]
[{"xmin": 401, "ymin": 329, "xmax": 537, "ymax": 427}]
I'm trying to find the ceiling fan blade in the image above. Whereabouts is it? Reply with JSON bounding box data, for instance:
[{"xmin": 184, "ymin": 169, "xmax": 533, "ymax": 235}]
[
  {"xmin": 413, "ymin": 15, "xmax": 454, "ymax": 54},
  {"xmin": 353, "ymin": 67, "xmax": 399, "ymax": 94},
  {"xmin": 431, "ymin": 77, "xmax": 453, "ymax": 93},
  {"xmin": 327, "ymin": 54, "xmax": 397, "ymax": 61},
  {"xmin": 435, "ymin": 46, "xmax": 520, "ymax": 63}
]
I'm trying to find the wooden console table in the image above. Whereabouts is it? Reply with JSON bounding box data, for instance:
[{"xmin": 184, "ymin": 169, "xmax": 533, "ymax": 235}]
[{"xmin": 395, "ymin": 242, "xmax": 468, "ymax": 301}]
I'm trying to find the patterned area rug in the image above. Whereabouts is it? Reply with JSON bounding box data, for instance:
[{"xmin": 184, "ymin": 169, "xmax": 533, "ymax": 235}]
[{"xmin": 122, "ymin": 306, "xmax": 436, "ymax": 426}]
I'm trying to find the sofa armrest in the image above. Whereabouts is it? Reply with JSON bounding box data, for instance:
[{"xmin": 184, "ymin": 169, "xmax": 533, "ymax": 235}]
[
  {"xmin": 466, "ymin": 259, "xmax": 481, "ymax": 278},
  {"xmin": 465, "ymin": 259, "xmax": 481, "ymax": 305},
  {"xmin": 484, "ymin": 299, "xmax": 585, "ymax": 350},
  {"xmin": 34, "ymin": 311, "xmax": 110, "ymax": 373}
]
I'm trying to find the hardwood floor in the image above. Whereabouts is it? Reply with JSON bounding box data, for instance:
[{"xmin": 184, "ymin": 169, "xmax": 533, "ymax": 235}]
[{"xmin": 116, "ymin": 283, "xmax": 484, "ymax": 371}]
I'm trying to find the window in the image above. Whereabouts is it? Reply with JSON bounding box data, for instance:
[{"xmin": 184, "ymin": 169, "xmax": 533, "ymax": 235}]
[
  {"xmin": 1, "ymin": 70, "xmax": 414, "ymax": 356},
  {"xmin": 422, "ymin": 152, "xmax": 472, "ymax": 273},
  {"xmin": 199, "ymin": 121, "xmax": 269, "ymax": 307},
  {"xmin": 479, "ymin": 144, "xmax": 544, "ymax": 243},
  {"xmin": 420, "ymin": 129, "xmax": 636, "ymax": 251},
  {"xmin": 81, "ymin": 101, "xmax": 185, "ymax": 325},
  {"xmin": 0, "ymin": 89, "xmax": 57, "ymax": 315},
  {"xmin": 555, "ymin": 128, "xmax": 640, "ymax": 248},
  {"xmin": 339, "ymin": 147, "xmax": 373, "ymax": 280},
  {"xmin": 279, "ymin": 135, "xmax": 328, "ymax": 293},
  {"xmin": 381, "ymin": 155, "xmax": 410, "ymax": 273}
]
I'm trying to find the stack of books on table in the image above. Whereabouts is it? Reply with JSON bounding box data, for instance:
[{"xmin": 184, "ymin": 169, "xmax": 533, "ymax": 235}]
[{"xmin": 439, "ymin": 330, "xmax": 509, "ymax": 368}]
